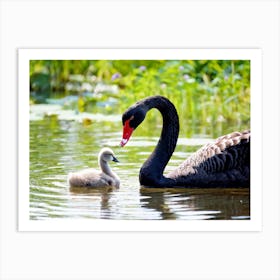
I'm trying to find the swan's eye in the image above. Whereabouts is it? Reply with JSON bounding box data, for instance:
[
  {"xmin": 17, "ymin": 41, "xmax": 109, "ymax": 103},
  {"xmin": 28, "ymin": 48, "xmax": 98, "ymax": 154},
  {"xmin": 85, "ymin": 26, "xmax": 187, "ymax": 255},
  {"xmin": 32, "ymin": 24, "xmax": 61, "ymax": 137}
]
[
  {"xmin": 123, "ymin": 115, "xmax": 134, "ymax": 128},
  {"xmin": 128, "ymin": 115, "xmax": 134, "ymax": 122},
  {"xmin": 130, "ymin": 110, "xmax": 145, "ymax": 129},
  {"xmin": 122, "ymin": 114, "xmax": 134, "ymax": 125}
]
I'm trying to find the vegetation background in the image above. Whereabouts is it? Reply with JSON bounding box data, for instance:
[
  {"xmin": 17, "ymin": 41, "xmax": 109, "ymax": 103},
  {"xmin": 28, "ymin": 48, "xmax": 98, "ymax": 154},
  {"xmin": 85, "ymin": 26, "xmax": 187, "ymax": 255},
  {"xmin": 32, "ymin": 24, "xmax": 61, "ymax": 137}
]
[{"xmin": 30, "ymin": 60, "xmax": 250, "ymax": 137}]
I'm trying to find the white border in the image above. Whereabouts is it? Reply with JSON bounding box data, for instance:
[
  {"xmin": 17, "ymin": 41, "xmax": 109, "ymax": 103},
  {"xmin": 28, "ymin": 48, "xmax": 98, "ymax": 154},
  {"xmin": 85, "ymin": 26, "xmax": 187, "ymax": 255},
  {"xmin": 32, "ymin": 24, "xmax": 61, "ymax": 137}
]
[{"xmin": 18, "ymin": 48, "xmax": 262, "ymax": 231}]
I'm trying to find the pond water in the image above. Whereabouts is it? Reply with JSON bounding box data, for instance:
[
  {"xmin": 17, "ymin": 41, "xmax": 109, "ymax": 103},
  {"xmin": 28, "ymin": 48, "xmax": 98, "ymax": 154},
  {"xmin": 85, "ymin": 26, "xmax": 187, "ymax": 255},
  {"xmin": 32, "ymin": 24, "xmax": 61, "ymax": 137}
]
[{"xmin": 29, "ymin": 105, "xmax": 250, "ymax": 220}]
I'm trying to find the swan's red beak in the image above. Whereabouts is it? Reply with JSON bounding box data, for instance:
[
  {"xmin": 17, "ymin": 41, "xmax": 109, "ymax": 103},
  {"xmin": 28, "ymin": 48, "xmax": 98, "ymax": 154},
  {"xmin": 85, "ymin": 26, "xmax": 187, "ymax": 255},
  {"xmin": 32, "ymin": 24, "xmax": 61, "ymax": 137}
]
[{"xmin": 120, "ymin": 120, "xmax": 134, "ymax": 147}]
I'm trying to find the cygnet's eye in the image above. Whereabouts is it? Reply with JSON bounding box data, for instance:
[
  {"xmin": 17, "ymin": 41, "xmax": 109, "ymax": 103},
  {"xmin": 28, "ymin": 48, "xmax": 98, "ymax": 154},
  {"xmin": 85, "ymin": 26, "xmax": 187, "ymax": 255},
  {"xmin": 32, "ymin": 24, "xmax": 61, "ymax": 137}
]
[
  {"xmin": 104, "ymin": 154, "xmax": 118, "ymax": 162},
  {"xmin": 102, "ymin": 153, "xmax": 111, "ymax": 161}
]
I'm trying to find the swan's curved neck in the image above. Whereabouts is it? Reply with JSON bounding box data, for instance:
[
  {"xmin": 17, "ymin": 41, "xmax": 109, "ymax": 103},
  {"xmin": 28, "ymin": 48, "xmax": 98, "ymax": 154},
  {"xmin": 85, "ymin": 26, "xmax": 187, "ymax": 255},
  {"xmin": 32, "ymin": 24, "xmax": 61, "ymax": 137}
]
[
  {"xmin": 140, "ymin": 96, "xmax": 179, "ymax": 186},
  {"xmin": 99, "ymin": 159, "xmax": 114, "ymax": 177}
]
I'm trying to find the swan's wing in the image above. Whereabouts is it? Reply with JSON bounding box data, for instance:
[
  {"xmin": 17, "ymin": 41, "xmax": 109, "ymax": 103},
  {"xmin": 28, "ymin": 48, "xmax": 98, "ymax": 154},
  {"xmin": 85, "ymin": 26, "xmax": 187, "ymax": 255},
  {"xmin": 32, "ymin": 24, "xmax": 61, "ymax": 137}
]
[
  {"xmin": 68, "ymin": 168, "xmax": 111, "ymax": 187},
  {"xmin": 167, "ymin": 130, "xmax": 250, "ymax": 178}
]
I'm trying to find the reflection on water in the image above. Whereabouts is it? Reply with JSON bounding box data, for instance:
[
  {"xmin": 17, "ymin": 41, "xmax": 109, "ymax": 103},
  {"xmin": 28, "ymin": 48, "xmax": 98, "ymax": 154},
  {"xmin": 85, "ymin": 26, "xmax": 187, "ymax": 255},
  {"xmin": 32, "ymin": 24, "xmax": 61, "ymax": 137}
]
[
  {"xmin": 140, "ymin": 188, "xmax": 249, "ymax": 220},
  {"xmin": 29, "ymin": 113, "xmax": 250, "ymax": 220}
]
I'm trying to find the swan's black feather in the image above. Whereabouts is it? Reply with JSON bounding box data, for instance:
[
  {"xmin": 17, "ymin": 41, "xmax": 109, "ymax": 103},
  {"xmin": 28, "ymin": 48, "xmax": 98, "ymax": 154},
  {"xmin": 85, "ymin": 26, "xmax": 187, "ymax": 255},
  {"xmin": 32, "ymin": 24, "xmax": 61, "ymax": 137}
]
[
  {"xmin": 122, "ymin": 95, "xmax": 250, "ymax": 188},
  {"xmin": 169, "ymin": 139, "xmax": 250, "ymax": 188}
]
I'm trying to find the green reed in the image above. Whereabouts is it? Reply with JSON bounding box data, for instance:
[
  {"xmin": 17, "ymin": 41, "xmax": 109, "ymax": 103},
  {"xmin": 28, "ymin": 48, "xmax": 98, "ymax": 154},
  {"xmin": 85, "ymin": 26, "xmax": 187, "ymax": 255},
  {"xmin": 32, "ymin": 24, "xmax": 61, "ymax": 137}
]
[{"xmin": 30, "ymin": 60, "xmax": 250, "ymax": 137}]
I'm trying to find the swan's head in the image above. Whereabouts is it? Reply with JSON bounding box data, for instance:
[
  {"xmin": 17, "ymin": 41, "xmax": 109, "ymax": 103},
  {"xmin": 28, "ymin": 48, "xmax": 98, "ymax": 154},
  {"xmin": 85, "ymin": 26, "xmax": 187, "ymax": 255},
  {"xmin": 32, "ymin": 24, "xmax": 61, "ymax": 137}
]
[
  {"xmin": 120, "ymin": 106, "xmax": 146, "ymax": 147},
  {"xmin": 99, "ymin": 147, "xmax": 119, "ymax": 163}
]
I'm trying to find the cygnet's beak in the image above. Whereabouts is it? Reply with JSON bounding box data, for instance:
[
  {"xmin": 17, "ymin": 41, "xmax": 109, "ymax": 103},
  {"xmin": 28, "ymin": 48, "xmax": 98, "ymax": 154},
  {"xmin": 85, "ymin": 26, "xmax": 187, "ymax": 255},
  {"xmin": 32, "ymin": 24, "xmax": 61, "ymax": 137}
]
[{"xmin": 112, "ymin": 156, "xmax": 119, "ymax": 163}]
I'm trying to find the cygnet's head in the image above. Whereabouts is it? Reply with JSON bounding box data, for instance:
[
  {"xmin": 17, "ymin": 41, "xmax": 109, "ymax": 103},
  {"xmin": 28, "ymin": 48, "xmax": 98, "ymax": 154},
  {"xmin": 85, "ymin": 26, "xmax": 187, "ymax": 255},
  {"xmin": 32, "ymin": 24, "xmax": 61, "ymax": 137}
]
[{"xmin": 98, "ymin": 147, "xmax": 119, "ymax": 163}]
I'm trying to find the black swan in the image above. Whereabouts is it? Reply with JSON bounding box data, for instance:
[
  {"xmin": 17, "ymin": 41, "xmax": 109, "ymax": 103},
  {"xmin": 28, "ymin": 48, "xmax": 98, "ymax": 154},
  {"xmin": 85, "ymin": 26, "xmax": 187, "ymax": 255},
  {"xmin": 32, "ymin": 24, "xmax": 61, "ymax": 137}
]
[
  {"xmin": 68, "ymin": 147, "xmax": 120, "ymax": 188},
  {"xmin": 120, "ymin": 95, "xmax": 250, "ymax": 188}
]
